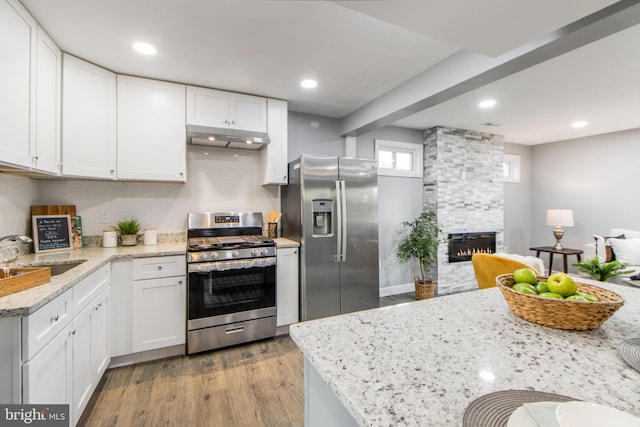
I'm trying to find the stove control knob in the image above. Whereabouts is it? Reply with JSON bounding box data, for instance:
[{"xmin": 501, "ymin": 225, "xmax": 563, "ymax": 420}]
[
  {"xmin": 261, "ymin": 249, "xmax": 269, "ymax": 256},
  {"xmin": 210, "ymin": 252, "xmax": 219, "ymax": 259},
  {"xmin": 251, "ymin": 249, "xmax": 259, "ymax": 256},
  {"xmin": 231, "ymin": 250, "xmax": 240, "ymax": 258}
]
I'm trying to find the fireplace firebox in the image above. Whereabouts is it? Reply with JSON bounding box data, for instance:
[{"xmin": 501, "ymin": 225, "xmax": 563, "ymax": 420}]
[{"xmin": 448, "ymin": 232, "xmax": 496, "ymax": 263}]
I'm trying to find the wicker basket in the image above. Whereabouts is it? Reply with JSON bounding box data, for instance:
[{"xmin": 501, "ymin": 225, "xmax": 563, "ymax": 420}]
[
  {"xmin": 415, "ymin": 279, "xmax": 436, "ymax": 300},
  {"xmin": 496, "ymin": 274, "xmax": 624, "ymax": 330}
]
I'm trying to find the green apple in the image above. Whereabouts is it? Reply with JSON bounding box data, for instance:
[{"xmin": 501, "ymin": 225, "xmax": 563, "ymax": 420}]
[
  {"xmin": 566, "ymin": 294, "xmax": 589, "ymax": 302},
  {"xmin": 513, "ymin": 282, "xmax": 538, "ymax": 295},
  {"xmin": 538, "ymin": 292, "xmax": 564, "ymax": 299},
  {"xmin": 535, "ymin": 281, "xmax": 549, "ymax": 293},
  {"xmin": 576, "ymin": 292, "xmax": 598, "ymax": 302},
  {"xmin": 513, "ymin": 268, "xmax": 538, "ymax": 285},
  {"xmin": 547, "ymin": 272, "xmax": 578, "ymax": 297}
]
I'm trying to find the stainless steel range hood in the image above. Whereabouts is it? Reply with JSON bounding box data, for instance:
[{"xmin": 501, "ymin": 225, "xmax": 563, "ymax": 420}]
[{"xmin": 186, "ymin": 125, "xmax": 270, "ymax": 151}]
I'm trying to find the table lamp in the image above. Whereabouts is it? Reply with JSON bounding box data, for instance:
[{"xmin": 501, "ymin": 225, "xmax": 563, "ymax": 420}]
[{"xmin": 546, "ymin": 209, "xmax": 574, "ymax": 250}]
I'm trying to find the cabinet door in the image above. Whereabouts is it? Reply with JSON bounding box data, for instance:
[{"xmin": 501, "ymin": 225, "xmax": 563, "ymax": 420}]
[
  {"xmin": 277, "ymin": 247, "xmax": 299, "ymax": 327},
  {"xmin": 62, "ymin": 53, "xmax": 116, "ymax": 179},
  {"xmin": 0, "ymin": 0, "xmax": 36, "ymax": 168},
  {"xmin": 91, "ymin": 288, "xmax": 110, "ymax": 382},
  {"xmin": 132, "ymin": 276, "xmax": 185, "ymax": 352},
  {"xmin": 261, "ymin": 98, "xmax": 288, "ymax": 185},
  {"xmin": 34, "ymin": 26, "xmax": 61, "ymax": 174},
  {"xmin": 22, "ymin": 323, "xmax": 72, "ymax": 404},
  {"xmin": 186, "ymin": 86, "xmax": 229, "ymax": 128},
  {"xmin": 117, "ymin": 76, "xmax": 186, "ymax": 181},
  {"xmin": 230, "ymin": 93, "xmax": 267, "ymax": 133},
  {"xmin": 72, "ymin": 304, "xmax": 92, "ymax": 420}
]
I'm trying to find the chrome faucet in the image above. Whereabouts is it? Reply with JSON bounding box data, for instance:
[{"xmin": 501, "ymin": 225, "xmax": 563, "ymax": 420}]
[{"xmin": 0, "ymin": 235, "xmax": 33, "ymax": 244}]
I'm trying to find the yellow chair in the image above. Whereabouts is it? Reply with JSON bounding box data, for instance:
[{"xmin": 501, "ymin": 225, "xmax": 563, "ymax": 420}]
[{"xmin": 472, "ymin": 253, "xmax": 542, "ymax": 289}]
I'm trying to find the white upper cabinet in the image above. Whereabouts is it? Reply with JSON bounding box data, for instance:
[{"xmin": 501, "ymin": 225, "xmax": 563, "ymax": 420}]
[
  {"xmin": 34, "ymin": 26, "xmax": 61, "ymax": 174},
  {"xmin": 186, "ymin": 86, "xmax": 267, "ymax": 133},
  {"xmin": 62, "ymin": 54, "xmax": 117, "ymax": 179},
  {"xmin": 0, "ymin": 0, "xmax": 36, "ymax": 168},
  {"xmin": 117, "ymin": 75, "xmax": 186, "ymax": 182},
  {"xmin": 261, "ymin": 98, "xmax": 288, "ymax": 185}
]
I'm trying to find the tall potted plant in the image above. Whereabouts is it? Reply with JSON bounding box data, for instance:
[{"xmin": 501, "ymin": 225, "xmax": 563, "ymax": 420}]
[{"xmin": 396, "ymin": 211, "xmax": 441, "ymax": 300}]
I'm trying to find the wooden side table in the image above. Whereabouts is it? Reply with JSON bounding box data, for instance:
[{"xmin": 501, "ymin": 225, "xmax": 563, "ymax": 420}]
[{"xmin": 529, "ymin": 246, "xmax": 583, "ymax": 274}]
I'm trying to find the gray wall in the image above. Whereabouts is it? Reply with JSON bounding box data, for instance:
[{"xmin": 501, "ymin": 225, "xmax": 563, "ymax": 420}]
[
  {"xmin": 504, "ymin": 142, "xmax": 532, "ymax": 255},
  {"xmin": 288, "ymin": 112, "xmax": 344, "ymax": 162},
  {"xmin": 356, "ymin": 126, "xmax": 424, "ymax": 293},
  {"xmin": 530, "ymin": 128, "xmax": 640, "ymax": 259}
]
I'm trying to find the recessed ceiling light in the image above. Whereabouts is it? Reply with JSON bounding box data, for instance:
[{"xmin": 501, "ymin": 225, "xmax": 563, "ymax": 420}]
[
  {"xmin": 571, "ymin": 120, "xmax": 588, "ymax": 128},
  {"xmin": 479, "ymin": 99, "xmax": 496, "ymax": 109},
  {"xmin": 132, "ymin": 42, "xmax": 157, "ymax": 55},
  {"xmin": 300, "ymin": 79, "xmax": 318, "ymax": 89}
]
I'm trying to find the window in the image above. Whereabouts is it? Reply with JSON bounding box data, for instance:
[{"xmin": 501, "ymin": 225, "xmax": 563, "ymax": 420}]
[
  {"xmin": 502, "ymin": 154, "xmax": 521, "ymax": 183},
  {"xmin": 374, "ymin": 139, "xmax": 423, "ymax": 178}
]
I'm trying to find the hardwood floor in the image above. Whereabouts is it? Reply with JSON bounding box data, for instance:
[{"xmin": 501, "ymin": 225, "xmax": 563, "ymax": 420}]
[
  {"xmin": 79, "ymin": 295, "xmax": 414, "ymax": 426},
  {"xmin": 79, "ymin": 335, "xmax": 304, "ymax": 427}
]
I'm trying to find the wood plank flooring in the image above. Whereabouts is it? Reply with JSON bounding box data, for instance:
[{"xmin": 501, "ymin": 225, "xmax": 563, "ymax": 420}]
[
  {"xmin": 79, "ymin": 295, "xmax": 414, "ymax": 427},
  {"xmin": 78, "ymin": 335, "xmax": 304, "ymax": 427}
]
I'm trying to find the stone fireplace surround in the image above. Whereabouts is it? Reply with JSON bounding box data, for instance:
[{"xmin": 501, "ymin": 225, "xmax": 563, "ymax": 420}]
[{"xmin": 423, "ymin": 127, "xmax": 504, "ymax": 294}]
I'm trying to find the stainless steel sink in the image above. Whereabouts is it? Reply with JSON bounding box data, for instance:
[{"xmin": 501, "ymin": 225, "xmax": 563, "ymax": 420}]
[{"xmin": 33, "ymin": 260, "xmax": 87, "ymax": 276}]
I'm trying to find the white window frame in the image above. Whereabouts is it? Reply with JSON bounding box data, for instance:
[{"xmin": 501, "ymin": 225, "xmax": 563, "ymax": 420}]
[
  {"xmin": 502, "ymin": 154, "xmax": 521, "ymax": 183},
  {"xmin": 374, "ymin": 139, "xmax": 423, "ymax": 178}
]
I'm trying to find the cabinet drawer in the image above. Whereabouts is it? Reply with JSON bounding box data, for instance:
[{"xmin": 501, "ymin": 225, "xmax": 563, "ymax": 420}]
[
  {"xmin": 132, "ymin": 255, "xmax": 185, "ymax": 280},
  {"xmin": 22, "ymin": 289, "xmax": 72, "ymax": 361},
  {"xmin": 72, "ymin": 264, "xmax": 110, "ymax": 317}
]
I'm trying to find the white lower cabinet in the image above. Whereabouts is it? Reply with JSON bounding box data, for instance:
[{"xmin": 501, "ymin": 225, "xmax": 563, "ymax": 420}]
[
  {"xmin": 21, "ymin": 265, "xmax": 110, "ymax": 426},
  {"xmin": 72, "ymin": 287, "xmax": 110, "ymax": 424},
  {"xmin": 276, "ymin": 247, "xmax": 299, "ymax": 327},
  {"xmin": 22, "ymin": 322, "xmax": 72, "ymax": 405},
  {"xmin": 131, "ymin": 256, "xmax": 186, "ymax": 353}
]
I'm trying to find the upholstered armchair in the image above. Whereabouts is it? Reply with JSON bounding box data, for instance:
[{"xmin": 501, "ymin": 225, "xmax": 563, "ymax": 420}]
[{"xmin": 472, "ymin": 253, "xmax": 544, "ymax": 289}]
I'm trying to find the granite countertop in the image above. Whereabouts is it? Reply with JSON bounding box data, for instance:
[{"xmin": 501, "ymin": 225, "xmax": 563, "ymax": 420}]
[
  {"xmin": 290, "ymin": 278, "xmax": 640, "ymax": 426},
  {"xmin": 274, "ymin": 237, "xmax": 299, "ymax": 248},
  {"xmin": 0, "ymin": 242, "xmax": 186, "ymax": 317}
]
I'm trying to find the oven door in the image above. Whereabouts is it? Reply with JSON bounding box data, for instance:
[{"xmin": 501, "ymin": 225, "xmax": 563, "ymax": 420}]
[{"xmin": 187, "ymin": 257, "xmax": 276, "ymax": 326}]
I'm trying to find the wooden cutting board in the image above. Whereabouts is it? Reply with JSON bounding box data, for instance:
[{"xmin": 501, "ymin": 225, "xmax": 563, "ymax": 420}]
[{"xmin": 31, "ymin": 205, "xmax": 77, "ymax": 217}]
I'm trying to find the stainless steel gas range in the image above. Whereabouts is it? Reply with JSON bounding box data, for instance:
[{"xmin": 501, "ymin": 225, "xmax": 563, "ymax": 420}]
[{"xmin": 186, "ymin": 212, "xmax": 276, "ymax": 354}]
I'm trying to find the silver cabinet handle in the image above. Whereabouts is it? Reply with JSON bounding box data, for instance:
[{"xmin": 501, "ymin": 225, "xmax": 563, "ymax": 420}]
[
  {"xmin": 157, "ymin": 265, "xmax": 163, "ymax": 270},
  {"xmin": 51, "ymin": 314, "xmax": 59, "ymax": 322},
  {"xmin": 178, "ymin": 280, "xmax": 183, "ymax": 285},
  {"xmin": 70, "ymin": 329, "xmax": 76, "ymax": 335}
]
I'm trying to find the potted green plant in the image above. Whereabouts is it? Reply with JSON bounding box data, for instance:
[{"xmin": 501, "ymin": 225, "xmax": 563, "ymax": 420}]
[
  {"xmin": 396, "ymin": 211, "xmax": 441, "ymax": 300},
  {"xmin": 115, "ymin": 218, "xmax": 141, "ymax": 246},
  {"xmin": 573, "ymin": 257, "xmax": 633, "ymax": 282}
]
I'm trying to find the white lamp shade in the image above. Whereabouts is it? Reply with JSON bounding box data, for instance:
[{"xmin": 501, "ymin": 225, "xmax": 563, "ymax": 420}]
[{"xmin": 546, "ymin": 209, "xmax": 574, "ymax": 227}]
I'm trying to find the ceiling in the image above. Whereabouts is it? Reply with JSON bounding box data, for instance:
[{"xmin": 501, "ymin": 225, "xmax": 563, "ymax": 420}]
[{"xmin": 20, "ymin": 0, "xmax": 640, "ymax": 145}]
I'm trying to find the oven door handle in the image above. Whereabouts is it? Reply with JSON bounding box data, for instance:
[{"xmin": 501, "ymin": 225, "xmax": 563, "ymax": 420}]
[{"xmin": 188, "ymin": 257, "xmax": 276, "ymax": 273}]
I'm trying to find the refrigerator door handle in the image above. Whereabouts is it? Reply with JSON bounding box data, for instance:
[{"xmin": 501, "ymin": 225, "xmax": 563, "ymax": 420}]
[
  {"xmin": 340, "ymin": 180, "xmax": 347, "ymax": 262},
  {"xmin": 335, "ymin": 180, "xmax": 343, "ymax": 262}
]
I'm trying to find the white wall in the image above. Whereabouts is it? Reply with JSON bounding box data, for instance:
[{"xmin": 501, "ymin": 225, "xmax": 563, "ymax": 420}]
[
  {"xmin": 503, "ymin": 142, "xmax": 532, "ymax": 255},
  {"xmin": 37, "ymin": 145, "xmax": 280, "ymax": 235},
  {"xmin": 288, "ymin": 112, "xmax": 344, "ymax": 162},
  {"xmin": 530, "ymin": 128, "xmax": 640, "ymax": 258},
  {"xmin": 0, "ymin": 174, "xmax": 39, "ymax": 236}
]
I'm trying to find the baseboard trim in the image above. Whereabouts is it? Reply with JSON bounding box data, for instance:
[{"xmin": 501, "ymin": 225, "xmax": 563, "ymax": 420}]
[
  {"xmin": 108, "ymin": 344, "xmax": 185, "ymax": 368},
  {"xmin": 379, "ymin": 282, "xmax": 414, "ymax": 297}
]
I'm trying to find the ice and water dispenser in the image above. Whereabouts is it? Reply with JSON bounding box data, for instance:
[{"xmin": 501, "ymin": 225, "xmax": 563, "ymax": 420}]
[{"xmin": 312, "ymin": 199, "xmax": 332, "ymax": 236}]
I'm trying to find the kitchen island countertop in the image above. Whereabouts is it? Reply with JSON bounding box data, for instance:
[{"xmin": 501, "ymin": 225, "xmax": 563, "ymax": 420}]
[
  {"xmin": 0, "ymin": 242, "xmax": 186, "ymax": 317},
  {"xmin": 290, "ymin": 279, "xmax": 640, "ymax": 426}
]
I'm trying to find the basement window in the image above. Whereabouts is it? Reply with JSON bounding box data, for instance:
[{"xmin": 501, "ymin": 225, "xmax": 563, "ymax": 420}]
[
  {"xmin": 374, "ymin": 139, "xmax": 423, "ymax": 178},
  {"xmin": 502, "ymin": 154, "xmax": 521, "ymax": 183}
]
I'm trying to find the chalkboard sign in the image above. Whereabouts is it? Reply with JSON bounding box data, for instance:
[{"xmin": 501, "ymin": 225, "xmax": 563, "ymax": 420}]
[{"xmin": 32, "ymin": 215, "xmax": 73, "ymax": 253}]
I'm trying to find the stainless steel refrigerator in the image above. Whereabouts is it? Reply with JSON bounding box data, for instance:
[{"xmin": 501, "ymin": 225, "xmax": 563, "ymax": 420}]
[{"xmin": 281, "ymin": 154, "xmax": 379, "ymax": 321}]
